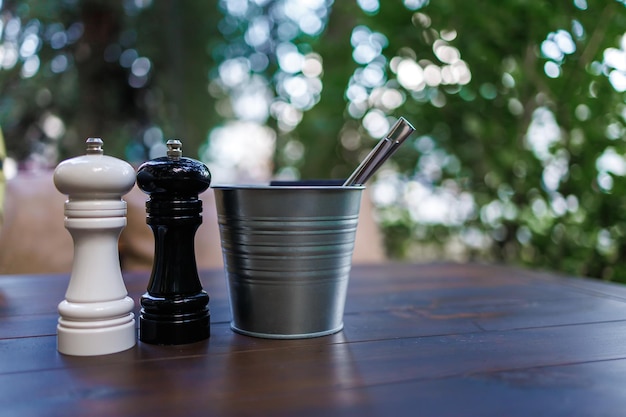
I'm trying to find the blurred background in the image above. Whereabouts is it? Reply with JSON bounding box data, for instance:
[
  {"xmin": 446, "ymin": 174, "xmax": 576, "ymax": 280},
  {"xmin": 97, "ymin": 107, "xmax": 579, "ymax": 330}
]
[{"xmin": 0, "ymin": 0, "xmax": 625, "ymax": 280}]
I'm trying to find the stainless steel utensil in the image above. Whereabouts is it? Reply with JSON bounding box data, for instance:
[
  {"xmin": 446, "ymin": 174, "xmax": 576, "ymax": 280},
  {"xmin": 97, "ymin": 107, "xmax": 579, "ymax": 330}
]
[{"xmin": 343, "ymin": 117, "xmax": 415, "ymax": 186}]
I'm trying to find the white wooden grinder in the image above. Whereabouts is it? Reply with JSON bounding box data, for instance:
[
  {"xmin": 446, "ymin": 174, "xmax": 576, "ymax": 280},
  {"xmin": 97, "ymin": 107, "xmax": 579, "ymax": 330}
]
[{"xmin": 53, "ymin": 137, "xmax": 136, "ymax": 356}]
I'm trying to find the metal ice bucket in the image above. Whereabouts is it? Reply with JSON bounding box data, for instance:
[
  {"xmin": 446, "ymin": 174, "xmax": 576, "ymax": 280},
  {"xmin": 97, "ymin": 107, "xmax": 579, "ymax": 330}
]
[{"xmin": 213, "ymin": 181, "xmax": 364, "ymax": 339}]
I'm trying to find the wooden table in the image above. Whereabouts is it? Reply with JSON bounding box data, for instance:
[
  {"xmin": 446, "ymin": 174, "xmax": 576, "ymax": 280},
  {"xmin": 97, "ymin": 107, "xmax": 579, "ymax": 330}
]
[{"xmin": 3, "ymin": 263, "xmax": 626, "ymax": 416}]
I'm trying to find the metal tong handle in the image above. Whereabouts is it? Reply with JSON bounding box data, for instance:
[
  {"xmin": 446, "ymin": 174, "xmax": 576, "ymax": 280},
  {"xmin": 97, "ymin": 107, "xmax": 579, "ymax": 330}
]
[{"xmin": 343, "ymin": 117, "xmax": 415, "ymax": 186}]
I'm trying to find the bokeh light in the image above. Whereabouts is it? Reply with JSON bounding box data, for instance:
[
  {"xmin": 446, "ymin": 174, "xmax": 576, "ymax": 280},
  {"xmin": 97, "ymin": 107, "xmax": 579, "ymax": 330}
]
[
  {"xmin": 204, "ymin": 0, "xmax": 333, "ymax": 180},
  {"xmin": 1, "ymin": 0, "xmax": 626, "ymax": 277}
]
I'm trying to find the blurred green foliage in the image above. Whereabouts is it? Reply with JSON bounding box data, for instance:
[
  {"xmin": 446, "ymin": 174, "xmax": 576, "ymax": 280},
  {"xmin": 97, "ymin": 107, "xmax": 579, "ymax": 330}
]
[
  {"xmin": 1, "ymin": 0, "xmax": 625, "ymax": 280},
  {"xmin": 0, "ymin": 0, "xmax": 222, "ymax": 161}
]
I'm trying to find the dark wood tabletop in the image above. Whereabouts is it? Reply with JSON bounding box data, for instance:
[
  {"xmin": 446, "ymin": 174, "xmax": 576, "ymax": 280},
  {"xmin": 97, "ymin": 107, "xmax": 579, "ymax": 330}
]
[{"xmin": 2, "ymin": 262, "xmax": 626, "ymax": 416}]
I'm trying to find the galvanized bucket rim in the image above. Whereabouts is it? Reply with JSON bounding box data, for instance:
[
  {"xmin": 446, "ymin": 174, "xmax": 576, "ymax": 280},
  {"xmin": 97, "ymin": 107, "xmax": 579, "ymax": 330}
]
[{"xmin": 212, "ymin": 184, "xmax": 365, "ymax": 191}]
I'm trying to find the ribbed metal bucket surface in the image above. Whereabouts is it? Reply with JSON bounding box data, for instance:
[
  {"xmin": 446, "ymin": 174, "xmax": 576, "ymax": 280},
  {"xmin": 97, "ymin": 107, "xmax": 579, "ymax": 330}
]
[{"xmin": 213, "ymin": 184, "xmax": 364, "ymax": 339}]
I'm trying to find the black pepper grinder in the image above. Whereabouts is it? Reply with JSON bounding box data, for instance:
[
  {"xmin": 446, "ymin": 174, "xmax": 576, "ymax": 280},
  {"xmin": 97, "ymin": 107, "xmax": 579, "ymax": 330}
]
[{"xmin": 137, "ymin": 139, "xmax": 211, "ymax": 345}]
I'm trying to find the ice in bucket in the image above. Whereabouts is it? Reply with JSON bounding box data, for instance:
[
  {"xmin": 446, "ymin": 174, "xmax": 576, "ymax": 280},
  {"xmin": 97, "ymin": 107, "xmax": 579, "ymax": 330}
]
[{"xmin": 213, "ymin": 182, "xmax": 364, "ymax": 339}]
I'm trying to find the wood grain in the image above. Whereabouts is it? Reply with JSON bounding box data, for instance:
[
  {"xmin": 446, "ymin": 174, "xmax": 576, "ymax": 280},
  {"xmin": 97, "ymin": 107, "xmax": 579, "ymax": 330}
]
[{"xmin": 2, "ymin": 263, "xmax": 626, "ymax": 416}]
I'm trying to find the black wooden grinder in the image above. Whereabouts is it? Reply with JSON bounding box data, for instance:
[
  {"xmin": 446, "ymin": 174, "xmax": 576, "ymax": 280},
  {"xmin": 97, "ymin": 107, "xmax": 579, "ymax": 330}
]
[{"xmin": 137, "ymin": 139, "xmax": 211, "ymax": 345}]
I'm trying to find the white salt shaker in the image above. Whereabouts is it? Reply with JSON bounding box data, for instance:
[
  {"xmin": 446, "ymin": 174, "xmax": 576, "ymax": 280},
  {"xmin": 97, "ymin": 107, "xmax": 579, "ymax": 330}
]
[{"xmin": 53, "ymin": 137, "xmax": 136, "ymax": 356}]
